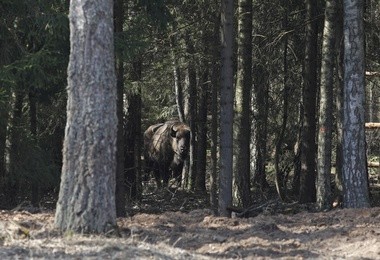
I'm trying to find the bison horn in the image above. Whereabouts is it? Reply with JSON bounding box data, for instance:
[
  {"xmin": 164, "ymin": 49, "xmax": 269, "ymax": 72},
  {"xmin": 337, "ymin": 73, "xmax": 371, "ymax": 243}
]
[{"xmin": 171, "ymin": 125, "xmax": 178, "ymax": 137}]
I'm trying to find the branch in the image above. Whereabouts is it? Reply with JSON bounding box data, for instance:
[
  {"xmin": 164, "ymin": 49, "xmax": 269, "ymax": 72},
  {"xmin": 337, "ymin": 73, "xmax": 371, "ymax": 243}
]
[{"xmin": 365, "ymin": 71, "xmax": 380, "ymax": 77}]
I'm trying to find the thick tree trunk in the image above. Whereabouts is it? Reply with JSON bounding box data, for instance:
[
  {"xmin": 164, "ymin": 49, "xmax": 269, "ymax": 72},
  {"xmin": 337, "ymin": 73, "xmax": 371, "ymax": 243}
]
[
  {"xmin": 234, "ymin": 0, "xmax": 253, "ymax": 208},
  {"xmin": 342, "ymin": 0, "xmax": 370, "ymax": 208},
  {"xmin": 55, "ymin": 0, "xmax": 117, "ymax": 233},
  {"xmin": 316, "ymin": 0, "xmax": 338, "ymax": 210},
  {"xmin": 219, "ymin": 0, "xmax": 234, "ymax": 217},
  {"xmin": 299, "ymin": 0, "xmax": 318, "ymax": 203}
]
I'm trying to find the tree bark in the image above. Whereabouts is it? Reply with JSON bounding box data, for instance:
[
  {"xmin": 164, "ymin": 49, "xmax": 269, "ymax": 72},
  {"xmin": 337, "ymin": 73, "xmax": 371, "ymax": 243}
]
[
  {"xmin": 210, "ymin": 14, "xmax": 220, "ymax": 214},
  {"xmin": 275, "ymin": 1, "xmax": 290, "ymax": 201},
  {"xmin": 114, "ymin": 0, "xmax": 126, "ymax": 218},
  {"xmin": 55, "ymin": 0, "xmax": 117, "ymax": 233},
  {"xmin": 234, "ymin": 0, "xmax": 253, "ymax": 208},
  {"xmin": 195, "ymin": 69, "xmax": 208, "ymax": 191},
  {"xmin": 316, "ymin": 0, "xmax": 338, "ymax": 210},
  {"xmin": 185, "ymin": 34, "xmax": 197, "ymax": 190},
  {"xmin": 29, "ymin": 87, "xmax": 40, "ymax": 207},
  {"xmin": 334, "ymin": 0, "xmax": 344, "ymax": 197},
  {"xmin": 219, "ymin": 0, "xmax": 234, "ymax": 217},
  {"xmin": 170, "ymin": 36, "xmax": 186, "ymax": 123},
  {"xmin": 124, "ymin": 60, "xmax": 142, "ymax": 203},
  {"xmin": 0, "ymin": 98, "xmax": 8, "ymax": 189},
  {"xmin": 299, "ymin": 0, "xmax": 319, "ymax": 203},
  {"xmin": 7, "ymin": 90, "xmax": 24, "ymax": 208},
  {"xmin": 342, "ymin": 0, "xmax": 370, "ymax": 208}
]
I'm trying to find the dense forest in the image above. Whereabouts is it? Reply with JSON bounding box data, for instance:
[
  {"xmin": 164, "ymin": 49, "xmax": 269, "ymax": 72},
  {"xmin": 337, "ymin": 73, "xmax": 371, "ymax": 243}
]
[{"xmin": 0, "ymin": 0, "xmax": 379, "ymax": 229}]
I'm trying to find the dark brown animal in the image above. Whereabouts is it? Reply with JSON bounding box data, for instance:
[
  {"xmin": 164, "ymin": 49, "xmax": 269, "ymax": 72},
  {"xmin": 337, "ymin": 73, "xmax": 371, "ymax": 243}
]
[{"xmin": 143, "ymin": 121, "xmax": 190, "ymax": 187}]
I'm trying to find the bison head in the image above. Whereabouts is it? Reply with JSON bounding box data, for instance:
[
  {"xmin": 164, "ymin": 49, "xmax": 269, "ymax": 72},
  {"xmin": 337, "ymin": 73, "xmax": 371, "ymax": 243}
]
[{"xmin": 171, "ymin": 123, "xmax": 190, "ymax": 160}]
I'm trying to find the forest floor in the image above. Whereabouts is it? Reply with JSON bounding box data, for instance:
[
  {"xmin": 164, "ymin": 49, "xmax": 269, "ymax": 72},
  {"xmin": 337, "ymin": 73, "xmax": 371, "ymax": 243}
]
[{"xmin": 1, "ymin": 184, "xmax": 380, "ymax": 259}]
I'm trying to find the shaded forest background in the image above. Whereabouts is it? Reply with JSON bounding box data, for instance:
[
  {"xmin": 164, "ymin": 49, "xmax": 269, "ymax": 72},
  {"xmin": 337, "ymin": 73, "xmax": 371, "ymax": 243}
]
[{"xmin": 0, "ymin": 0, "xmax": 379, "ymax": 213}]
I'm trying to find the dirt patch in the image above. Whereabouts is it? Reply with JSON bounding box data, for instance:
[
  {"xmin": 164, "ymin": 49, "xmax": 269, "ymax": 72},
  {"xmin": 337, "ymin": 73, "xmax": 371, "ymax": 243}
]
[{"xmin": 1, "ymin": 203, "xmax": 380, "ymax": 259}]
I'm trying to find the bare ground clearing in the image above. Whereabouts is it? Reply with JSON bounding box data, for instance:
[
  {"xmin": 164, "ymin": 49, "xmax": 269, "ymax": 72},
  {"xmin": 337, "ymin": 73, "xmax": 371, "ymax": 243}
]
[{"xmin": 1, "ymin": 189, "xmax": 380, "ymax": 259}]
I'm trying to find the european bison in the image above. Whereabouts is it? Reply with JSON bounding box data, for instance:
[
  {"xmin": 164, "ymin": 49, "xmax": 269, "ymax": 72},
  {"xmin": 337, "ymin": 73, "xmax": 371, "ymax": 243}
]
[{"xmin": 143, "ymin": 121, "xmax": 191, "ymax": 188}]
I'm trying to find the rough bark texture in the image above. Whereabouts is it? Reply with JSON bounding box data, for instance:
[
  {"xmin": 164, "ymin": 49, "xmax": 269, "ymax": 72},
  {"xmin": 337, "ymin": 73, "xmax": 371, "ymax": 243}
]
[
  {"xmin": 342, "ymin": 0, "xmax": 370, "ymax": 208},
  {"xmin": 335, "ymin": 0, "xmax": 344, "ymax": 200},
  {"xmin": 219, "ymin": 0, "xmax": 234, "ymax": 217},
  {"xmin": 316, "ymin": 0, "xmax": 338, "ymax": 210},
  {"xmin": 55, "ymin": 0, "xmax": 117, "ymax": 233},
  {"xmin": 299, "ymin": 0, "xmax": 318, "ymax": 203}
]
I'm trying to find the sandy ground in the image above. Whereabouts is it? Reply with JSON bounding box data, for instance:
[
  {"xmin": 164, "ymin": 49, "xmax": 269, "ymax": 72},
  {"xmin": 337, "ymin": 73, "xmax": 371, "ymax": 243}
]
[{"xmin": 0, "ymin": 203, "xmax": 380, "ymax": 259}]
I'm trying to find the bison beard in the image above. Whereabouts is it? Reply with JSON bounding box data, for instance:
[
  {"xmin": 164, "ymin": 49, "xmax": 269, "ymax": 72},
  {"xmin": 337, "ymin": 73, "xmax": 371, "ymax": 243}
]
[{"xmin": 143, "ymin": 121, "xmax": 190, "ymax": 188}]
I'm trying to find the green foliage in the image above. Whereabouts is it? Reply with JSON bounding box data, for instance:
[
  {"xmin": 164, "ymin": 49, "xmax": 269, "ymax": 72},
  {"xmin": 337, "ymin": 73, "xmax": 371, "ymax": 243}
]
[
  {"xmin": 137, "ymin": 0, "xmax": 172, "ymax": 29},
  {"xmin": 0, "ymin": 0, "xmax": 69, "ymax": 204}
]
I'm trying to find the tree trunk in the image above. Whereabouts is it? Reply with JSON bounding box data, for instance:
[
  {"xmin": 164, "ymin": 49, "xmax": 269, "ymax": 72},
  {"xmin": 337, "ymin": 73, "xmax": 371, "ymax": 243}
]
[
  {"xmin": 316, "ymin": 0, "xmax": 338, "ymax": 210},
  {"xmin": 185, "ymin": 34, "xmax": 197, "ymax": 190},
  {"xmin": 342, "ymin": 0, "xmax": 370, "ymax": 208},
  {"xmin": 234, "ymin": 0, "xmax": 253, "ymax": 208},
  {"xmin": 0, "ymin": 92, "xmax": 9, "ymax": 191},
  {"xmin": 299, "ymin": 0, "xmax": 318, "ymax": 203},
  {"xmin": 219, "ymin": 0, "xmax": 234, "ymax": 217},
  {"xmin": 275, "ymin": 1, "xmax": 290, "ymax": 201},
  {"xmin": 29, "ymin": 87, "xmax": 39, "ymax": 207},
  {"xmin": 170, "ymin": 36, "xmax": 186, "ymax": 123},
  {"xmin": 54, "ymin": 0, "xmax": 117, "ymax": 233},
  {"xmin": 210, "ymin": 15, "xmax": 220, "ymax": 214},
  {"xmin": 114, "ymin": 0, "xmax": 126, "ymax": 217},
  {"xmin": 7, "ymin": 90, "xmax": 24, "ymax": 208},
  {"xmin": 195, "ymin": 69, "xmax": 208, "ymax": 191},
  {"xmin": 334, "ymin": 0, "xmax": 344, "ymax": 202},
  {"xmin": 125, "ymin": 60, "xmax": 142, "ymax": 203}
]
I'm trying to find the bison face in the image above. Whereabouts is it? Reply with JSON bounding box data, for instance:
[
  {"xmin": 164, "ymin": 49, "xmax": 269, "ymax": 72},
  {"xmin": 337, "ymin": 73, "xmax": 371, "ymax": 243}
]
[{"xmin": 171, "ymin": 124, "xmax": 190, "ymax": 160}]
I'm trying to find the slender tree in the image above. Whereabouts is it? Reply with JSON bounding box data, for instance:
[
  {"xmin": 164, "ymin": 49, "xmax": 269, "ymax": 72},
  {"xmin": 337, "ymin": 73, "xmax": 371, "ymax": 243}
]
[
  {"xmin": 219, "ymin": 0, "xmax": 234, "ymax": 217},
  {"xmin": 342, "ymin": 0, "xmax": 370, "ymax": 208},
  {"xmin": 55, "ymin": 0, "xmax": 117, "ymax": 233},
  {"xmin": 234, "ymin": 0, "xmax": 253, "ymax": 207},
  {"xmin": 29, "ymin": 86, "xmax": 39, "ymax": 207},
  {"xmin": 316, "ymin": 0, "xmax": 338, "ymax": 210},
  {"xmin": 185, "ymin": 34, "xmax": 198, "ymax": 190},
  {"xmin": 114, "ymin": 0, "xmax": 126, "ymax": 217},
  {"xmin": 299, "ymin": 0, "xmax": 319, "ymax": 203},
  {"xmin": 124, "ymin": 59, "xmax": 142, "ymax": 202},
  {"xmin": 170, "ymin": 35, "xmax": 186, "ymax": 123},
  {"xmin": 275, "ymin": 0, "xmax": 290, "ymax": 201},
  {"xmin": 334, "ymin": 0, "xmax": 344, "ymax": 203},
  {"xmin": 195, "ymin": 68, "xmax": 209, "ymax": 191},
  {"xmin": 210, "ymin": 12, "xmax": 220, "ymax": 214}
]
